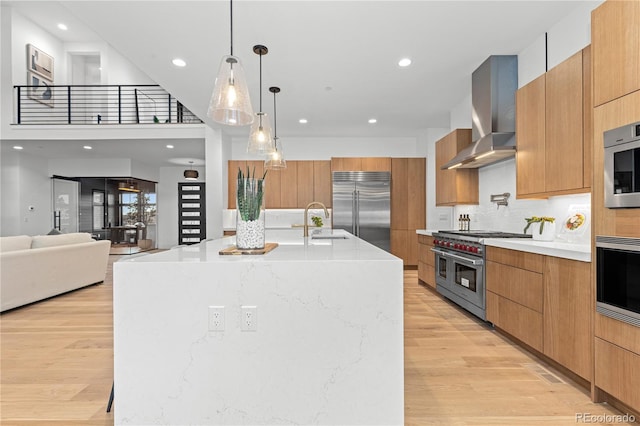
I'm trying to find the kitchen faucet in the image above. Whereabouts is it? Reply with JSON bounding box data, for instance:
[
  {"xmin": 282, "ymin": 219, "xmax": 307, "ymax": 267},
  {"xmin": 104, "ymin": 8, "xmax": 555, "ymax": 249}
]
[{"xmin": 303, "ymin": 201, "xmax": 329, "ymax": 237}]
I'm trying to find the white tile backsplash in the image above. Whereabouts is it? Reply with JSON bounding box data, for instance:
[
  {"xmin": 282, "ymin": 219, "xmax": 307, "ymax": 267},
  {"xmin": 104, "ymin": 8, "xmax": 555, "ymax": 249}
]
[
  {"xmin": 223, "ymin": 209, "xmax": 333, "ymax": 230},
  {"xmin": 453, "ymin": 158, "xmax": 590, "ymax": 242}
]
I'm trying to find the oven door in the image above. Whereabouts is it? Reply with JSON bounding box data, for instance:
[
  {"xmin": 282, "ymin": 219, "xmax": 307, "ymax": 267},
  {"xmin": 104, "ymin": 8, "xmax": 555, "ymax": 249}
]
[
  {"xmin": 432, "ymin": 248, "xmax": 484, "ymax": 304},
  {"xmin": 449, "ymin": 252, "xmax": 484, "ymax": 309},
  {"xmin": 596, "ymin": 236, "xmax": 640, "ymax": 327}
]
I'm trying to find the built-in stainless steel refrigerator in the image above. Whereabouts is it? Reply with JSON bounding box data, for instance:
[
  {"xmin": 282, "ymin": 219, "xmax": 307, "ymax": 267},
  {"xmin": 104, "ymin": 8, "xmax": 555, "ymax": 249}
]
[{"xmin": 332, "ymin": 171, "xmax": 391, "ymax": 252}]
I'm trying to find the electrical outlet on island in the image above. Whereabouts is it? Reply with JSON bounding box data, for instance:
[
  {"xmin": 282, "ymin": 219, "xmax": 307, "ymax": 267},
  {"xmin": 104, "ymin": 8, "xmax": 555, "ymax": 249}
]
[{"xmin": 241, "ymin": 306, "xmax": 257, "ymax": 331}]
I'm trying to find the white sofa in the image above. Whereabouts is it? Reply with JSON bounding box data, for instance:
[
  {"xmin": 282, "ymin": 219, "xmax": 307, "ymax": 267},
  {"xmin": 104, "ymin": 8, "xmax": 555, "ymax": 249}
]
[{"xmin": 0, "ymin": 233, "xmax": 111, "ymax": 312}]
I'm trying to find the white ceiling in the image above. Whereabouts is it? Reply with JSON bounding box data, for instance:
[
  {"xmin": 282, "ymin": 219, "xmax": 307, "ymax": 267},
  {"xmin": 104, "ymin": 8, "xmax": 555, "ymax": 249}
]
[{"xmin": 5, "ymin": 0, "xmax": 594, "ymax": 167}]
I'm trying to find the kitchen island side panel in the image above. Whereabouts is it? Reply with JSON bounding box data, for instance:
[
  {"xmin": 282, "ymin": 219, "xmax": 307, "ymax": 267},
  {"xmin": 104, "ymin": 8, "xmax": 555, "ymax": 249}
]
[{"xmin": 113, "ymin": 245, "xmax": 404, "ymax": 425}]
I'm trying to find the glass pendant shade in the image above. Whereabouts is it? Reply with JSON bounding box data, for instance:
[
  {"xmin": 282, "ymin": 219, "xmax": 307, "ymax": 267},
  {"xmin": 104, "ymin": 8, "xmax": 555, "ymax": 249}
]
[
  {"xmin": 208, "ymin": 55, "xmax": 254, "ymax": 126},
  {"xmin": 265, "ymin": 138, "xmax": 286, "ymax": 170},
  {"xmin": 247, "ymin": 112, "xmax": 274, "ymax": 154}
]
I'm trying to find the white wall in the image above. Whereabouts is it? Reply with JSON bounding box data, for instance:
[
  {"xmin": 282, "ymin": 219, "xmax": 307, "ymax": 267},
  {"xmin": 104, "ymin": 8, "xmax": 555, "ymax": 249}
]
[
  {"xmin": 204, "ymin": 126, "xmax": 226, "ymax": 241},
  {"xmin": 1, "ymin": 150, "xmax": 51, "ymax": 236},
  {"xmin": 49, "ymin": 158, "xmax": 132, "ymax": 177},
  {"xmin": 418, "ymin": 128, "xmax": 451, "ymax": 230},
  {"xmin": 518, "ymin": 0, "xmax": 602, "ymax": 87},
  {"xmin": 231, "ymin": 136, "xmax": 420, "ymax": 160},
  {"xmin": 426, "ymin": 1, "xmax": 600, "ymax": 235}
]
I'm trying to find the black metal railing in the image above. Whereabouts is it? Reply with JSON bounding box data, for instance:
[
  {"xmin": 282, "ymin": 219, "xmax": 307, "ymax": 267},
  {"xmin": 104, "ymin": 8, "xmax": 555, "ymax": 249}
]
[{"xmin": 13, "ymin": 84, "xmax": 203, "ymax": 125}]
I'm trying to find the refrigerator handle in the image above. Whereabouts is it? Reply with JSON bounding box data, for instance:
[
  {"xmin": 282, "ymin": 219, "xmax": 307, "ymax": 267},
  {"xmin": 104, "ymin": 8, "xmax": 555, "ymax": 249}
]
[
  {"xmin": 352, "ymin": 190, "xmax": 357, "ymax": 234},
  {"xmin": 355, "ymin": 190, "xmax": 360, "ymax": 236}
]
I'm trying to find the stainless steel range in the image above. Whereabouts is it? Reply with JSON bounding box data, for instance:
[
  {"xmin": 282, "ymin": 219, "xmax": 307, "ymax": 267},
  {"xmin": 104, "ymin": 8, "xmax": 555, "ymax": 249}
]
[{"xmin": 431, "ymin": 230, "xmax": 531, "ymax": 320}]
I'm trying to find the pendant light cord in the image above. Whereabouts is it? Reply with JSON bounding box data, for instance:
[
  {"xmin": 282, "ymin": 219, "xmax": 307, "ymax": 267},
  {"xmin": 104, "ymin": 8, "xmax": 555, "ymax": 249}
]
[
  {"xmin": 229, "ymin": 0, "xmax": 234, "ymax": 56},
  {"xmin": 259, "ymin": 54, "xmax": 263, "ymax": 112},
  {"xmin": 273, "ymin": 90, "xmax": 278, "ymax": 145}
]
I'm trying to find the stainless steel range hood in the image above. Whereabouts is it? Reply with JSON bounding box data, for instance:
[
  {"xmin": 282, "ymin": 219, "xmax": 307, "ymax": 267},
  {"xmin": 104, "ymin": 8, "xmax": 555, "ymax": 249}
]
[{"xmin": 442, "ymin": 55, "xmax": 518, "ymax": 170}]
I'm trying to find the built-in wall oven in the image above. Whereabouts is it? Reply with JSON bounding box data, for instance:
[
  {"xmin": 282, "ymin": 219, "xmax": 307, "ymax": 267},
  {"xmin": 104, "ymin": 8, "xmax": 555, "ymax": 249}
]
[
  {"xmin": 432, "ymin": 231, "xmax": 531, "ymax": 321},
  {"xmin": 596, "ymin": 236, "xmax": 640, "ymax": 327},
  {"xmin": 604, "ymin": 120, "xmax": 640, "ymax": 208}
]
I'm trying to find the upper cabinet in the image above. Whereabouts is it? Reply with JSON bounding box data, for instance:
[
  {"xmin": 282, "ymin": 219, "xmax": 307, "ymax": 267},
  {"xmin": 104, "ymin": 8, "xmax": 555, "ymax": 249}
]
[
  {"xmin": 516, "ymin": 47, "xmax": 592, "ymax": 199},
  {"xmin": 331, "ymin": 157, "xmax": 391, "ymax": 172},
  {"xmin": 435, "ymin": 129, "xmax": 479, "ymax": 206},
  {"xmin": 228, "ymin": 160, "xmax": 332, "ymax": 209},
  {"xmin": 592, "ymin": 0, "xmax": 640, "ymax": 106}
]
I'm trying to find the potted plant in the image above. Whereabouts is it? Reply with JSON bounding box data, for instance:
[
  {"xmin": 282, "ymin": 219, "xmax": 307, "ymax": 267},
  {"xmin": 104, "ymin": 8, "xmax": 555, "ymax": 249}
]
[
  {"xmin": 523, "ymin": 216, "xmax": 556, "ymax": 241},
  {"xmin": 236, "ymin": 167, "xmax": 267, "ymax": 249}
]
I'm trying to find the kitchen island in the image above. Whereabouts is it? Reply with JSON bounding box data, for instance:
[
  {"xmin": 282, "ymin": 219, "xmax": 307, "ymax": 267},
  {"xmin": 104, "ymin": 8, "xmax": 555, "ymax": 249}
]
[{"xmin": 113, "ymin": 229, "xmax": 404, "ymax": 425}]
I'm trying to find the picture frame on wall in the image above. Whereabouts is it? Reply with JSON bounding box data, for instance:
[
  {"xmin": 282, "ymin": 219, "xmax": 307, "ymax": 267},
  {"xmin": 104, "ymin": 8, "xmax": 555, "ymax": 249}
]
[
  {"xmin": 27, "ymin": 72, "xmax": 53, "ymax": 107},
  {"xmin": 27, "ymin": 44, "xmax": 54, "ymax": 80}
]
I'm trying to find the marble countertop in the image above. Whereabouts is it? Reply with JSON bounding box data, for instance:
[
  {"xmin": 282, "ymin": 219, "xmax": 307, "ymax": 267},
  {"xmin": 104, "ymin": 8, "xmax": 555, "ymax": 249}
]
[
  {"xmin": 416, "ymin": 229, "xmax": 590, "ymax": 262},
  {"xmin": 124, "ymin": 229, "xmax": 399, "ymax": 264},
  {"xmin": 483, "ymin": 238, "xmax": 590, "ymax": 262}
]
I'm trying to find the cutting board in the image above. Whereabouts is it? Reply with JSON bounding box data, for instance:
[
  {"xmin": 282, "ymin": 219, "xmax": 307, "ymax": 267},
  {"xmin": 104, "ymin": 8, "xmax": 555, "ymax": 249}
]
[{"xmin": 219, "ymin": 242, "xmax": 279, "ymax": 255}]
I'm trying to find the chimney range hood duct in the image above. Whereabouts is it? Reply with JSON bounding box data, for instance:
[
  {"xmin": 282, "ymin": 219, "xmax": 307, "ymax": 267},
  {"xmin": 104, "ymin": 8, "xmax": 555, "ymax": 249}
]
[{"xmin": 443, "ymin": 55, "xmax": 518, "ymax": 170}]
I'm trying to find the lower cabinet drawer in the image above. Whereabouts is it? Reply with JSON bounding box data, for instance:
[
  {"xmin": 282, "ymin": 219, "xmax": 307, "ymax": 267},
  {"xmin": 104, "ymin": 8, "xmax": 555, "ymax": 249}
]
[
  {"xmin": 595, "ymin": 338, "xmax": 640, "ymax": 412},
  {"xmin": 486, "ymin": 261, "xmax": 543, "ymax": 313},
  {"xmin": 487, "ymin": 291, "xmax": 543, "ymax": 352},
  {"xmin": 418, "ymin": 261, "xmax": 435, "ymax": 289}
]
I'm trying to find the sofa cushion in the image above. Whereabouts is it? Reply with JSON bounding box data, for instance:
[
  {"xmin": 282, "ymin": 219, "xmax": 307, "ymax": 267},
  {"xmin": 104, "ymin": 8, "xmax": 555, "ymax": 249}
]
[
  {"xmin": 31, "ymin": 233, "xmax": 94, "ymax": 249},
  {"xmin": 0, "ymin": 235, "xmax": 32, "ymax": 252}
]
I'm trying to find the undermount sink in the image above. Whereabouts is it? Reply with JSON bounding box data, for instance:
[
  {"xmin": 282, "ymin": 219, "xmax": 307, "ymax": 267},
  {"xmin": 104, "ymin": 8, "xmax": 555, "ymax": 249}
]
[{"xmin": 310, "ymin": 229, "xmax": 349, "ymax": 239}]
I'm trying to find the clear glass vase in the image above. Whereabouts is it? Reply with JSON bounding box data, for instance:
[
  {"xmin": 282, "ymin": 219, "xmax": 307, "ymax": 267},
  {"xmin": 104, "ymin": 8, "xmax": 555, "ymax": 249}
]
[{"xmin": 236, "ymin": 178, "xmax": 266, "ymax": 249}]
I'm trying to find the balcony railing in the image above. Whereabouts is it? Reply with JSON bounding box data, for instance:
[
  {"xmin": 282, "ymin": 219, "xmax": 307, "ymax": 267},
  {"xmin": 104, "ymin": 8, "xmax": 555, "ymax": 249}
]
[{"xmin": 13, "ymin": 84, "xmax": 202, "ymax": 125}]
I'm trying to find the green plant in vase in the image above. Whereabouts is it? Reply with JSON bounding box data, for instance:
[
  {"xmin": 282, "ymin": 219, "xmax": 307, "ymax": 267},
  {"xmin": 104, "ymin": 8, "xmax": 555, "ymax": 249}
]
[
  {"xmin": 236, "ymin": 167, "xmax": 268, "ymax": 249},
  {"xmin": 311, "ymin": 215, "xmax": 323, "ymax": 227},
  {"xmin": 523, "ymin": 216, "xmax": 555, "ymax": 234},
  {"xmin": 237, "ymin": 167, "xmax": 267, "ymax": 221}
]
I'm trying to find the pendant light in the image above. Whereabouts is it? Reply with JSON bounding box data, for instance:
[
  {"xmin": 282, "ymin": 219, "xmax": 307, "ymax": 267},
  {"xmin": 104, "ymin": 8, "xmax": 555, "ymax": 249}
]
[
  {"xmin": 265, "ymin": 86, "xmax": 286, "ymax": 170},
  {"xmin": 207, "ymin": 0, "xmax": 254, "ymax": 126},
  {"xmin": 247, "ymin": 45, "xmax": 274, "ymax": 155},
  {"xmin": 184, "ymin": 161, "xmax": 199, "ymax": 181}
]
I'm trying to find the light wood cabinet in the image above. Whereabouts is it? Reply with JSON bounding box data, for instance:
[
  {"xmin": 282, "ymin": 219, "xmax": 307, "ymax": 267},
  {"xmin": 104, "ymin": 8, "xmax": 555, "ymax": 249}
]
[
  {"xmin": 545, "ymin": 50, "xmax": 585, "ymax": 193},
  {"xmin": 331, "ymin": 157, "xmax": 391, "ymax": 172},
  {"xmin": 228, "ymin": 160, "xmax": 332, "ymax": 209},
  {"xmin": 486, "ymin": 248, "xmax": 544, "ymax": 352},
  {"xmin": 435, "ymin": 129, "xmax": 478, "ymax": 206},
  {"xmin": 417, "ymin": 234, "xmax": 435, "ymax": 289},
  {"xmin": 543, "ymin": 257, "xmax": 592, "ymax": 381},
  {"xmin": 516, "ymin": 74, "xmax": 546, "ymax": 196},
  {"xmin": 390, "ymin": 158, "xmax": 425, "ymax": 266},
  {"xmin": 487, "ymin": 246, "xmax": 593, "ymax": 381},
  {"xmin": 313, "ymin": 160, "xmax": 332, "ymax": 208},
  {"xmin": 279, "ymin": 161, "xmax": 298, "ymax": 208},
  {"xmin": 592, "ymin": 0, "xmax": 640, "ymax": 107},
  {"xmin": 516, "ymin": 47, "xmax": 591, "ymax": 199},
  {"xmin": 296, "ymin": 161, "xmax": 315, "ymax": 208},
  {"xmin": 595, "ymin": 338, "xmax": 640, "ymax": 411}
]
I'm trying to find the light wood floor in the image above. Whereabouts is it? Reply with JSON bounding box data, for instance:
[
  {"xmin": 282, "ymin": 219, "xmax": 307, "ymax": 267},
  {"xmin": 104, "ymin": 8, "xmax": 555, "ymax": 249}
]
[{"xmin": 0, "ymin": 263, "xmax": 627, "ymax": 425}]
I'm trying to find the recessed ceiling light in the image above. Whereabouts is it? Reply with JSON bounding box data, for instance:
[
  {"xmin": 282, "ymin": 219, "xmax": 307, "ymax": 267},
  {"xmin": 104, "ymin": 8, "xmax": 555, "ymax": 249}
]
[
  {"xmin": 299, "ymin": 119, "xmax": 308, "ymax": 124},
  {"xmin": 83, "ymin": 145, "xmax": 92, "ymax": 150},
  {"xmin": 166, "ymin": 144, "xmax": 174, "ymax": 149},
  {"xmin": 57, "ymin": 23, "xmax": 68, "ymax": 31},
  {"xmin": 398, "ymin": 58, "xmax": 412, "ymax": 67},
  {"xmin": 13, "ymin": 146, "xmax": 23, "ymax": 150},
  {"xmin": 172, "ymin": 58, "xmax": 186, "ymax": 67},
  {"xmin": 368, "ymin": 118, "xmax": 377, "ymax": 124}
]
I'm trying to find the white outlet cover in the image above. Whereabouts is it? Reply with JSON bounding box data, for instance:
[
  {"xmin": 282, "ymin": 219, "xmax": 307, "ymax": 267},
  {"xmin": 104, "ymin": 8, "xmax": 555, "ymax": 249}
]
[
  {"xmin": 208, "ymin": 306, "xmax": 225, "ymax": 332},
  {"xmin": 241, "ymin": 306, "xmax": 257, "ymax": 331}
]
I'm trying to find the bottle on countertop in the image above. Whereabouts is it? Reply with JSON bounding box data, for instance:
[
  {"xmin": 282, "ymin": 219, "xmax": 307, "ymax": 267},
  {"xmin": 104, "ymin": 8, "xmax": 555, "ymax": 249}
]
[
  {"xmin": 458, "ymin": 214, "xmax": 463, "ymax": 231},
  {"xmin": 464, "ymin": 214, "xmax": 470, "ymax": 231}
]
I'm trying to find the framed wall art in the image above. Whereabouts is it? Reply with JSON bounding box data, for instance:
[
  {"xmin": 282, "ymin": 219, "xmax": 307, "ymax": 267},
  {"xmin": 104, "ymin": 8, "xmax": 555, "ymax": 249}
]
[
  {"xmin": 27, "ymin": 44, "xmax": 54, "ymax": 80},
  {"xmin": 27, "ymin": 72, "xmax": 53, "ymax": 107}
]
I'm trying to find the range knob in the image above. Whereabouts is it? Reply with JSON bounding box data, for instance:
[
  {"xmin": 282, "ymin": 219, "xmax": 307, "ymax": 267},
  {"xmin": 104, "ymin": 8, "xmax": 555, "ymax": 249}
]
[
  {"xmin": 454, "ymin": 243, "xmax": 459, "ymax": 249},
  {"xmin": 433, "ymin": 239, "xmax": 437, "ymax": 245},
  {"xmin": 471, "ymin": 247, "xmax": 479, "ymax": 253}
]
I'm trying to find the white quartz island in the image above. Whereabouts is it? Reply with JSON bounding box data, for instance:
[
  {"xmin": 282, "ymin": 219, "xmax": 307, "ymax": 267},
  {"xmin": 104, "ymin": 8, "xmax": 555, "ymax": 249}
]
[{"xmin": 113, "ymin": 229, "xmax": 404, "ymax": 425}]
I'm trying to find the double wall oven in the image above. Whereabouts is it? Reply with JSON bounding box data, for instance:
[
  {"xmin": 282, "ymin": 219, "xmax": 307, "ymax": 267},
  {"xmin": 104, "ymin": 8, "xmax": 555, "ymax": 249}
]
[{"xmin": 432, "ymin": 231, "xmax": 531, "ymax": 321}]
